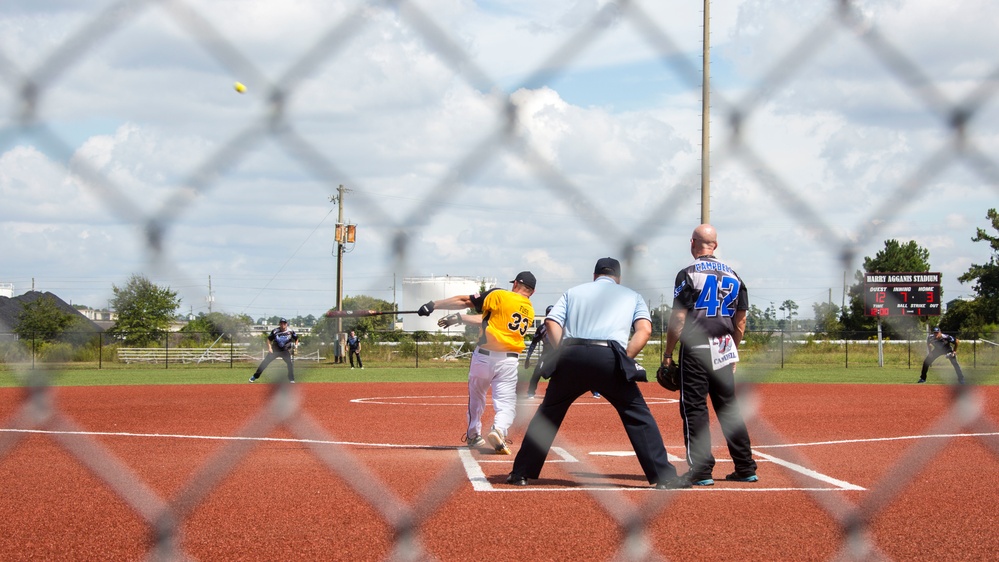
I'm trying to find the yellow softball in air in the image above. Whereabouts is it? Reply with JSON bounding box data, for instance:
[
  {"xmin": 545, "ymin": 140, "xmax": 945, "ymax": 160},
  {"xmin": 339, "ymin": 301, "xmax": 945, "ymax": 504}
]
[{"xmin": 234, "ymin": 81, "xmax": 246, "ymax": 94}]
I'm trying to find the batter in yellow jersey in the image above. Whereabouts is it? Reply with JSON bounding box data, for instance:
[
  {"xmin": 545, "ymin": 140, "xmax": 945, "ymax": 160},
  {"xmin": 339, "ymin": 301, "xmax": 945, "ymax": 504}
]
[
  {"xmin": 417, "ymin": 271, "xmax": 537, "ymax": 455},
  {"xmin": 470, "ymin": 288, "xmax": 534, "ymax": 352}
]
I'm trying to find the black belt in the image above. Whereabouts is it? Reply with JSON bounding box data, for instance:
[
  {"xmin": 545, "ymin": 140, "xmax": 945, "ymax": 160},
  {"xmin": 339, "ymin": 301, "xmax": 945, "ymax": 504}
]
[
  {"xmin": 476, "ymin": 348, "xmax": 520, "ymax": 358},
  {"xmin": 562, "ymin": 338, "xmax": 610, "ymax": 347}
]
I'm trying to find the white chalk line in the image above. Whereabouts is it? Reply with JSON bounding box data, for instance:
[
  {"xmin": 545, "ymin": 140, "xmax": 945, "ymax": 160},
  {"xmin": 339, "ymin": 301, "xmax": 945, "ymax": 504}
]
[
  {"xmin": 0, "ymin": 428, "xmax": 449, "ymax": 450},
  {"xmin": 350, "ymin": 395, "xmax": 677, "ymax": 406},
  {"xmin": 461, "ymin": 432, "xmax": 999, "ymax": 493},
  {"xmin": 752, "ymin": 432, "xmax": 999, "ymax": 449},
  {"xmin": 5, "ymin": 427, "xmax": 998, "ymax": 493}
]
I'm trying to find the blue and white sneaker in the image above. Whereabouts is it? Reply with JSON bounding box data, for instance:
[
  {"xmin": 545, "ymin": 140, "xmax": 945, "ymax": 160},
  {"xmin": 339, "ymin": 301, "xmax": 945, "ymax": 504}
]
[{"xmin": 724, "ymin": 472, "xmax": 758, "ymax": 483}]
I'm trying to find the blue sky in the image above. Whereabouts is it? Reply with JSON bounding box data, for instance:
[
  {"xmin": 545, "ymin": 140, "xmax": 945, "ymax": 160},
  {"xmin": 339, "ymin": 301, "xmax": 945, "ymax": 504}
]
[{"xmin": 1, "ymin": 0, "xmax": 997, "ymax": 326}]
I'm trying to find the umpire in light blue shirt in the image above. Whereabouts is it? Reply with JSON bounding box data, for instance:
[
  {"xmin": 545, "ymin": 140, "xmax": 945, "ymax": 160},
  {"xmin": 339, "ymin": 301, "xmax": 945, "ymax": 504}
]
[{"xmin": 507, "ymin": 258, "xmax": 682, "ymax": 489}]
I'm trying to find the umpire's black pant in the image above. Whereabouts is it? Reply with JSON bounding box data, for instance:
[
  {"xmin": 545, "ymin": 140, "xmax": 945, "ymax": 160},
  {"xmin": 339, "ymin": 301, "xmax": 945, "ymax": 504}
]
[
  {"xmin": 510, "ymin": 344, "xmax": 678, "ymax": 485},
  {"xmin": 252, "ymin": 350, "xmax": 295, "ymax": 381},
  {"xmin": 677, "ymin": 345, "xmax": 756, "ymax": 479}
]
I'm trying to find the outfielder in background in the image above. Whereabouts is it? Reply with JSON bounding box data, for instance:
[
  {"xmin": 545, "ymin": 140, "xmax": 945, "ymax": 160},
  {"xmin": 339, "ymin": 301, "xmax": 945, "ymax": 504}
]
[
  {"xmin": 419, "ymin": 271, "xmax": 536, "ymax": 454},
  {"xmin": 919, "ymin": 327, "xmax": 965, "ymax": 384},
  {"xmin": 664, "ymin": 224, "xmax": 758, "ymax": 486},
  {"xmin": 249, "ymin": 318, "xmax": 299, "ymax": 383},
  {"xmin": 347, "ymin": 330, "xmax": 363, "ymax": 369}
]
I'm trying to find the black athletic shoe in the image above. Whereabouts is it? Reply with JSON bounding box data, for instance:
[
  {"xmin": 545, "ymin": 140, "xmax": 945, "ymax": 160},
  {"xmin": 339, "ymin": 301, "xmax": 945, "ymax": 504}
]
[
  {"xmin": 656, "ymin": 474, "xmax": 703, "ymax": 489},
  {"xmin": 506, "ymin": 473, "xmax": 528, "ymax": 486},
  {"xmin": 917, "ymin": 379, "xmax": 926, "ymax": 384},
  {"xmin": 724, "ymin": 471, "xmax": 759, "ymax": 483}
]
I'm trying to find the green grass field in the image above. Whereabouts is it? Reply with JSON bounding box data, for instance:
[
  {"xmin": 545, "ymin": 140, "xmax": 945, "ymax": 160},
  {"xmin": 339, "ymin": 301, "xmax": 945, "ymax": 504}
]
[
  {"xmin": 3, "ymin": 336, "xmax": 996, "ymax": 388},
  {"xmin": 1, "ymin": 361, "xmax": 995, "ymax": 387}
]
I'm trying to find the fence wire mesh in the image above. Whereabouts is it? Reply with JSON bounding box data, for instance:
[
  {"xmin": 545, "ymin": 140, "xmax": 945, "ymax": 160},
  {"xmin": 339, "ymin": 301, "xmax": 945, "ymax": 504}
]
[{"xmin": 2, "ymin": 0, "xmax": 999, "ymax": 560}]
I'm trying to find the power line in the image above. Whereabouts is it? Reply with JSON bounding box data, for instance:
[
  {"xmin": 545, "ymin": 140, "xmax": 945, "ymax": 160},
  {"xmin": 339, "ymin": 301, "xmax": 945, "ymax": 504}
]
[{"xmin": 239, "ymin": 207, "xmax": 336, "ymax": 315}]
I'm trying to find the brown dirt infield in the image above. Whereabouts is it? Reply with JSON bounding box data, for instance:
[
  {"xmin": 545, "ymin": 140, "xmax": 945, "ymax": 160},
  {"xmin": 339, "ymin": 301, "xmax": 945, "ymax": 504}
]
[{"xmin": 1, "ymin": 382, "xmax": 997, "ymax": 561}]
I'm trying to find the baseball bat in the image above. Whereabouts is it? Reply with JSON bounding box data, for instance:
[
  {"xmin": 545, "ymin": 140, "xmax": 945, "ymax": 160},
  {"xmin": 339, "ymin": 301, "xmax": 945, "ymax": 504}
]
[{"xmin": 324, "ymin": 309, "xmax": 421, "ymax": 318}]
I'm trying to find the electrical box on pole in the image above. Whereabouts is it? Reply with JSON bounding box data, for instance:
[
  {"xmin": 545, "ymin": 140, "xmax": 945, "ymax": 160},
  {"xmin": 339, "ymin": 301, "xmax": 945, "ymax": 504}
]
[{"xmin": 331, "ymin": 185, "xmax": 357, "ymax": 334}]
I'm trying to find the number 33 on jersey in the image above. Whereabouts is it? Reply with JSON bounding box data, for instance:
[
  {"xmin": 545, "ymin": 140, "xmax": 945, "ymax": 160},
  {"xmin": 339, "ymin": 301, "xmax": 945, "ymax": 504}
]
[{"xmin": 471, "ymin": 288, "xmax": 535, "ymax": 352}]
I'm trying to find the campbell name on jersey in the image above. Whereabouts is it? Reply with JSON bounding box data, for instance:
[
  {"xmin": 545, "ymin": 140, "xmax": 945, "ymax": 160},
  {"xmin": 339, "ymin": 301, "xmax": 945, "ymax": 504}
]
[{"xmin": 672, "ymin": 255, "xmax": 749, "ymax": 343}]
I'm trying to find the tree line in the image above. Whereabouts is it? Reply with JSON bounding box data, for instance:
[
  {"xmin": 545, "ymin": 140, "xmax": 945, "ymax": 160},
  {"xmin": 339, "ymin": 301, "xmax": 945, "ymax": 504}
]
[
  {"xmin": 12, "ymin": 209, "xmax": 998, "ymax": 348},
  {"xmin": 751, "ymin": 209, "xmax": 999, "ymax": 340}
]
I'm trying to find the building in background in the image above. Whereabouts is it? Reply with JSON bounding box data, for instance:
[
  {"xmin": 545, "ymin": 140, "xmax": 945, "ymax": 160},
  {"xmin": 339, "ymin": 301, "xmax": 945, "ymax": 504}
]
[
  {"xmin": 77, "ymin": 308, "xmax": 117, "ymax": 331},
  {"xmin": 402, "ymin": 276, "xmax": 495, "ymax": 332}
]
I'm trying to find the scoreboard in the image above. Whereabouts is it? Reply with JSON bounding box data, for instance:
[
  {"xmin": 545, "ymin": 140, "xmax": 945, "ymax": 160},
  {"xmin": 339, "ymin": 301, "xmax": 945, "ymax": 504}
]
[{"xmin": 864, "ymin": 272, "xmax": 941, "ymax": 317}]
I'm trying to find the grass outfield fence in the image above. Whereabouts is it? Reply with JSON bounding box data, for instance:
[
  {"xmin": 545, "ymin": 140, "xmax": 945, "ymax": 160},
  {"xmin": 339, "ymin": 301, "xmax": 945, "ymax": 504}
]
[
  {"xmin": 0, "ymin": 330, "xmax": 479, "ymax": 369},
  {"xmin": 3, "ymin": 330, "xmax": 998, "ymax": 371}
]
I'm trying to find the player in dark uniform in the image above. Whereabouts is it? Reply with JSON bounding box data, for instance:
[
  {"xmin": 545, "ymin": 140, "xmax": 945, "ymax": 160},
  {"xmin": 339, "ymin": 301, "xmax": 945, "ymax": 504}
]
[
  {"xmin": 918, "ymin": 327, "xmax": 965, "ymax": 384},
  {"xmin": 663, "ymin": 224, "xmax": 758, "ymax": 486},
  {"xmin": 524, "ymin": 305, "xmax": 554, "ymax": 399},
  {"xmin": 347, "ymin": 330, "xmax": 363, "ymax": 369},
  {"xmin": 249, "ymin": 318, "xmax": 298, "ymax": 383}
]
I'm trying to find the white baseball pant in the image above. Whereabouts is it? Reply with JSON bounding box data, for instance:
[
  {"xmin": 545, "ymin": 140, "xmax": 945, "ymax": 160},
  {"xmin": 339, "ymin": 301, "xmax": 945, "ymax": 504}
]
[{"xmin": 466, "ymin": 347, "xmax": 519, "ymax": 439}]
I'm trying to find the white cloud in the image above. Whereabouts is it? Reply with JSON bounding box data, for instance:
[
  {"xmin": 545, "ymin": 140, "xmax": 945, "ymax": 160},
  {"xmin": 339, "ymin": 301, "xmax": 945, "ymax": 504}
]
[{"xmin": 1, "ymin": 0, "xmax": 996, "ymax": 321}]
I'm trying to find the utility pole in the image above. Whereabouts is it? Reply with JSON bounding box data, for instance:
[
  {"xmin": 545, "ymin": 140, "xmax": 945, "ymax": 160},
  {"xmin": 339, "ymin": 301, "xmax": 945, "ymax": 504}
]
[
  {"xmin": 207, "ymin": 275, "xmax": 214, "ymax": 313},
  {"xmin": 331, "ymin": 185, "xmax": 356, "ymax": 334},
  {"xmin": 659, "ymin": 294, "xmax": 666, "ymax": 351},
  {"xmin": 701, "ymin": 0, "xmax": 711, "ymax": 224},
  {"xmin": 332, "ymin": 186, "xmax": 346, "ymax": 334},
  {"xmin": 842, "ymin": 270, "xmax": 847, "ymax": 310}
]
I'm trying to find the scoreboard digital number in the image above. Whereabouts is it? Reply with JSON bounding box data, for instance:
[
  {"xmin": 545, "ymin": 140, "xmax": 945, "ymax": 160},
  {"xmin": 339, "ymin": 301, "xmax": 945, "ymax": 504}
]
[{"xmin": 864, "ymin": 272, "xmax": 941, "ymax": 317}]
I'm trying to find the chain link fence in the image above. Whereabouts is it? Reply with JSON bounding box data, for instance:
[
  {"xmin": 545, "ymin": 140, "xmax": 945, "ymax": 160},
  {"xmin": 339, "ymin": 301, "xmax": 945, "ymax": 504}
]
[
  {"xmin": 3, "ymin": 0, "xmax": 999, "ymax": 559},
  {"xmin": 3, "ymin": 329, "xmax": 998, "ymax": 371},
  {"xmin": 0, "ymin": 330, "xmax": 479, "ymax": 369}
]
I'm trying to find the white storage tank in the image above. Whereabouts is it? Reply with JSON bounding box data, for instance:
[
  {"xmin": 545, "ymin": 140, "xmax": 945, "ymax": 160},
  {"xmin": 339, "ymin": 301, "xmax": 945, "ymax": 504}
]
[{"xmin": 402, "ymin": 276, "xmax": 495, "ymax": 332}]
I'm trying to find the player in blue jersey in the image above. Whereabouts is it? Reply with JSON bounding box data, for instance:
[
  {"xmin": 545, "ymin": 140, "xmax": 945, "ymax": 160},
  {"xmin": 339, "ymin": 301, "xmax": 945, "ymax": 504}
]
[
  {"xmin": 918, "ymin": 327, "xmax": 965, "ymax": 384},
  {"xmin": 663, "ymin": 224, "xmax": 757, "ymax": 486},
  {"xmin": 249, "ymin": 318, "xmax": 299, "ymax": 383}
]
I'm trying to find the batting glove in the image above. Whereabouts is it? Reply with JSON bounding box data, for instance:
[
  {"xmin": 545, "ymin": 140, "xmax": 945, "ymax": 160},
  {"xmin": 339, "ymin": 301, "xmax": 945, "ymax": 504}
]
[
  {"xmin": 418, "ymin": 300, "xmax": 435, "ymax": 316},
  {"xmin": 438, "ymin": 313, "xmax": 462, "ymax": 328}
]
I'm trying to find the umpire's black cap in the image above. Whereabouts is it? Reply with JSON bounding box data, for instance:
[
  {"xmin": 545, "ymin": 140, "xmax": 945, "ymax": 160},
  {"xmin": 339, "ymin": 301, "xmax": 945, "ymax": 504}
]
[
  {"xmin": 594, "ymin": 257, "xmax": 621, "ymax": 277},
  {"xmin": 511, "ymin": 271, "xmax": 537, "ymax": 290}
]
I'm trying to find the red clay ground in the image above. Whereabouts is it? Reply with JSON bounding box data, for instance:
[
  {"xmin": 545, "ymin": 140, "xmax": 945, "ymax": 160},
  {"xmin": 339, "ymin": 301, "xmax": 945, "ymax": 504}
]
[{"xmin": 1, "ymin": 382, "xmax": 997, "ymax": 561}]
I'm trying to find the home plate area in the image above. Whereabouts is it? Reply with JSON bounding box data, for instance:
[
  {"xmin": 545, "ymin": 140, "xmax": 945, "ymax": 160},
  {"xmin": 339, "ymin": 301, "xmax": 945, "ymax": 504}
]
[{"xmin": 459, "ymin": 445, "xmax": 865, "ymax": 492}]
